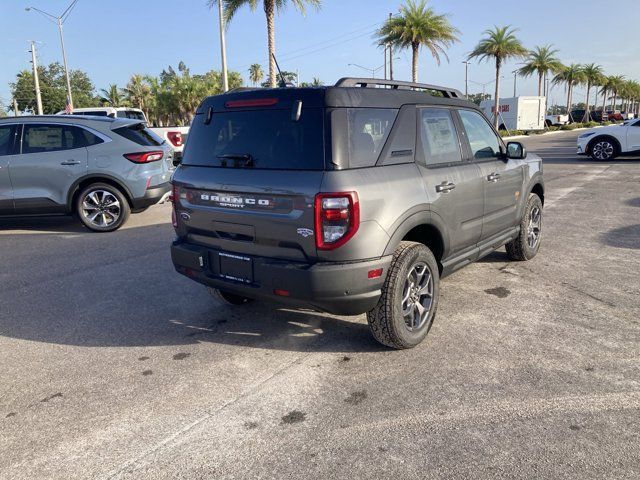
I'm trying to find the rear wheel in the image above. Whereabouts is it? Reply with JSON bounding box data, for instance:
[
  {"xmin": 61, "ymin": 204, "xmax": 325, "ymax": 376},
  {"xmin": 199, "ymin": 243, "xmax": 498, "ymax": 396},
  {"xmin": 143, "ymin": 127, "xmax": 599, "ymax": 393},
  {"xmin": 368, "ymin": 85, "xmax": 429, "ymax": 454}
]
[
  {"xmin": 76, "ymin": 183, "xmax": 130, "ymax": 232},
  {"xmin": 506, "ymin": 193, "xmax": 542, "ymax": 261},
  {"xmin": 207, "ymin": 287, "xmax": 254, "ymax": 306},
  {"xmin": 589, "ymin": 137, "xmax": 618, "ymax": 160},
  {"xmin": 367, "ymin": 242, "xmax": 439, "ymax": 349}
]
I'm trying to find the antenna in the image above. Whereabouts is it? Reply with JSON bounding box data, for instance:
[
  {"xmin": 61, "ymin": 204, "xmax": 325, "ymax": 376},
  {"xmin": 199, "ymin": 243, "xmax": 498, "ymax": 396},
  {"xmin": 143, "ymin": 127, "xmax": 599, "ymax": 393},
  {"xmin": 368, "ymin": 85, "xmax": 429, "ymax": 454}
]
[{"xmin": 272, "ymin": 53, "xmax": 287, "ymax": 88}]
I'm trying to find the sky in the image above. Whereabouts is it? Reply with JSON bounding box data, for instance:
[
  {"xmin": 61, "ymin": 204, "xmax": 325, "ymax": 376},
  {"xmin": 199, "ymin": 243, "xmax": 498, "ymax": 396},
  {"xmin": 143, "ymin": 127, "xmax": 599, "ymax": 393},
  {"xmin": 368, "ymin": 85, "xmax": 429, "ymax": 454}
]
[{"xmin": 2, "ymin": 0, "xmax": 640, "ymax": 110}]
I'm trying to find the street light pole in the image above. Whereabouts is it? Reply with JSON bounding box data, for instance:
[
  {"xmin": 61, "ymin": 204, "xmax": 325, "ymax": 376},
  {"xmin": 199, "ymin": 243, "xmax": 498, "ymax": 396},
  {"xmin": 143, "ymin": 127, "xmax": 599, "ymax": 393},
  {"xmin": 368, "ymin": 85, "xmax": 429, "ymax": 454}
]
[
  {"xmin": 30, "ymin": 41, "xmax": 43, "ymax": 115},
  {"xmin": 26, "ymin": 0, "xmax": 79, "ymax": 111},
  {"xmin": 512, "ymin": 70, "xmax": 518, "ymax": 97},
  {"xmin": 217, "ymin": 0, "xmax": 229, "ymax": 92},
  {"xmin": 388, "ymin": 12, "xmax": 394, "ymax": 81},
  {"xmin": 462, "ymin": 61, "xmax": 470, "ymax": 98}
]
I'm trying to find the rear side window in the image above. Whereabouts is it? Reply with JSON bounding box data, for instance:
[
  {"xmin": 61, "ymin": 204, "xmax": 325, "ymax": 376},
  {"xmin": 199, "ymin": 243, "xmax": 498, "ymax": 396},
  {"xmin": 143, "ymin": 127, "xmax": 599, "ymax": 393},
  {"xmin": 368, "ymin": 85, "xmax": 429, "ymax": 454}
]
[
  {"xmin": 458, "ymin": 109, "xmax": 501, "ymax": 160},
  {"xmin": 418, "ymin": 108, "xmax": 462, "ymax": 166},
  {"xmin": 0, "ymin": 125, "xmax": 16, "ymax": 156},
  {"xmin": 347, "ymin": 108, "xmax": 397, "ymax": 167},
  {"xmin": 114, "ymin": 123, "xmax": 163, "ymax": 146},
  {"xmin": 182, "ymin": 108, "xmax": 324, "ymax": 170}
]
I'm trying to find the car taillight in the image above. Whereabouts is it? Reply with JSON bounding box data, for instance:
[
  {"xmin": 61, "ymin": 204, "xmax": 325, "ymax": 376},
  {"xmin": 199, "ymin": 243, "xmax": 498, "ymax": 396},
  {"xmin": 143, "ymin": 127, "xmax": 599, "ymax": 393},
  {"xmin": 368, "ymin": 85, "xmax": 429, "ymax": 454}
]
[
  {"xmin": 314, "ymin": 192, "xmax": 359, "ymax": 250},
  {"xmin": 167, "ymin": 131, "xmax": 183, "ymax": 147},
  {"xmin": 124, "ymin": 151, "xmax": 164, "ymax": 163}
]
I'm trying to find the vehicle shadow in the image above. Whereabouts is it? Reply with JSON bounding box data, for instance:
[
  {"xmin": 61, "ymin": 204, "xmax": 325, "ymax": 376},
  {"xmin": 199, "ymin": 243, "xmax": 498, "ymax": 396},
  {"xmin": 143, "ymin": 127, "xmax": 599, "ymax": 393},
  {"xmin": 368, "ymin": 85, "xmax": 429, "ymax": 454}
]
[
  {"xmin": 475, "ymin": 250, "xmax": 510, "ymax": 264},
  {"xmin": 625, "ymin": 197, "xmax": 640, "ymax": 208},
  {"xmin": 0, "ymin": 221, "xmax": 386, "ymax": 353},
  {"xmin": 601, "ymin": 224, "xmax": 640, "ymax": 250},
  {"xmin": 0, "ymin": 215, "xmax": 86, "ymax": 233}
]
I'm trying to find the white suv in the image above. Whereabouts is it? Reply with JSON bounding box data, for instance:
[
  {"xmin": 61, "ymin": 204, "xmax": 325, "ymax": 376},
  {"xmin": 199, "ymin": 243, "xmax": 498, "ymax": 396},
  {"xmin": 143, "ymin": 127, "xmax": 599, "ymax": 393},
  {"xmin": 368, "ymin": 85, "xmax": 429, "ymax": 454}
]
[{"xmin": 577, "ymin": 118, "xmax": 640, "ymax": 160}]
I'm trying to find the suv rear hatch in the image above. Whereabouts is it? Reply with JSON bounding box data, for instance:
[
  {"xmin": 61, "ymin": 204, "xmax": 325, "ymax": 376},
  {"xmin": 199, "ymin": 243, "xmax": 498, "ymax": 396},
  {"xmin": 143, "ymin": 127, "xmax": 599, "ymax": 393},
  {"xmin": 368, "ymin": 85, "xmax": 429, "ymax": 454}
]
[{"xmin": 173, "ymin": 92, "xmax": 326, "ymax": 262}]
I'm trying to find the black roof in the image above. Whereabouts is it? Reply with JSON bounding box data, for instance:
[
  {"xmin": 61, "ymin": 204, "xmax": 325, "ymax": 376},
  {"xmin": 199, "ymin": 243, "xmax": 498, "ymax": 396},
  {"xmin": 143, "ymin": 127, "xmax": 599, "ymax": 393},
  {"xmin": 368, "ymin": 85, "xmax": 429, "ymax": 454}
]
[{"xmin": 197, "ymin": 77, "xmax": 477, "ymax": 113}]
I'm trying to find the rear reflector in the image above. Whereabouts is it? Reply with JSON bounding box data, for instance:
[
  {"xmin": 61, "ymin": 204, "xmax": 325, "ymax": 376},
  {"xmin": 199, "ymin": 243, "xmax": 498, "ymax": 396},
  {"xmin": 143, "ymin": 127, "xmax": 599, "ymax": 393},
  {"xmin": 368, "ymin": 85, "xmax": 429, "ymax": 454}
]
[
  {"xmin": 124, "ymin": 151, "xmax": 164, "ymax": 163},
  {"xmin": 273, "ymin": 289, "xmax": 290, "ymax": 297},
  {"xmin": 368, "ymin": 268, "xmax": 383, "ymax": 279},
  {"xmin": 225, "ymin": 98, "xmax": 278, "ymax": 108}
]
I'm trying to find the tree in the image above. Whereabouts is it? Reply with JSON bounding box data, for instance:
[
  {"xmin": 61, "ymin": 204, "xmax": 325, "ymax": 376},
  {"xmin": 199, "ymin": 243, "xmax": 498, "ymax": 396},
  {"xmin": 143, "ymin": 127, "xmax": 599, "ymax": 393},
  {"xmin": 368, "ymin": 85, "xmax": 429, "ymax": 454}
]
[
  {"xmin": 249, "ymin": 64, "xmax": 264, "ymax": 86},
  {"xmin": 599, "ymin": 75, "xmax": 614, "ymax": 113},
  {"xmin": 124, "ymin": 74, "xmax": 152, "ymax": 117},
  {"xmin": 552, "ymin": 64, "xmax": 585, "ymax": 121},
  {"xmin": 209, "ymin": 0, "xmax": 321, "ymax": 88},
  {"xmin": 10, "ymin": 62, "xmax": 97, "ymax": 114},
  {"xmin": 468, "ymin": 26, "xmax": 528, "ymax": 127},
  {"xmin": 260, "ymin": 70, "xmax": 296, "ymax": 87},
  {"xmin": 99, "ymin": 84, "xmax": 126, "ymax": 107},
  {"xmin": 581, "ymin": 63, "xmax": 603, "ymax": 121},
  {"xmin": 376, "ymin": 0, "xmax": 459, "ymax": 83},
  {"xmin": 608, "ymin": 75, "xmax": 625, "ymax": 111},
  {"xmin": 518, "ymin": 45, "xmax": 564, "ymax": 96},
  {"xmin": 467, "ymin": 92, "xmax": 491, "ymax": 105}
]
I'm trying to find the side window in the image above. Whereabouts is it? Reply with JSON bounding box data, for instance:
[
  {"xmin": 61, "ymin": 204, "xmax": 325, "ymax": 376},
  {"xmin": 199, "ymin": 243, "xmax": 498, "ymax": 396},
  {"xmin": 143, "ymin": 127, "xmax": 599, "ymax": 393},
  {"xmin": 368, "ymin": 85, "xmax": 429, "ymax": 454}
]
[
  {"xmin": 22, "ymin": 124, "xmax": 94, "ymax": 154},
  {"xmin": 418, "ymin": 108, "xmax": 462, "ymax": 166},
  {"xmin": 458, "ymin": 109, "xmax": 502, "ymax": 160},
  {"xmin": 75, "ymin": 127, "xmax": 104, "ymax": 147},
  {"xmin": 0, "ymin": 125, "xmax": 16, "ymax": 156},
  {"xmin": 347, "ymin": 108, "xmax": 398, "ymax": 168}
]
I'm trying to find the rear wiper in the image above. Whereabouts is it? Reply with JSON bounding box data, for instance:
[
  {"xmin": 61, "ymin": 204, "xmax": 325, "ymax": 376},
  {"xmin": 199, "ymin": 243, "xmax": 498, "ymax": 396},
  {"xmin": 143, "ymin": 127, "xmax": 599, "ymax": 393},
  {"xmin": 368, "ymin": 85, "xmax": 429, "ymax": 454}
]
[{"xmin": 217, "ymin": 154, "xmax": 254, "ymax": 167}]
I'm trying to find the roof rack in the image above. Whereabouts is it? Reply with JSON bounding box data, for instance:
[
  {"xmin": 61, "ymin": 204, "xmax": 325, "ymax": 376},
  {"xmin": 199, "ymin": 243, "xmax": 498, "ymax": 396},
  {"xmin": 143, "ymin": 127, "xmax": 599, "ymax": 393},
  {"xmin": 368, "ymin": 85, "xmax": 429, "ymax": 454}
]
[{"xmin": 334, "ymin": 77, "xmax": 463, "ymax": 99}]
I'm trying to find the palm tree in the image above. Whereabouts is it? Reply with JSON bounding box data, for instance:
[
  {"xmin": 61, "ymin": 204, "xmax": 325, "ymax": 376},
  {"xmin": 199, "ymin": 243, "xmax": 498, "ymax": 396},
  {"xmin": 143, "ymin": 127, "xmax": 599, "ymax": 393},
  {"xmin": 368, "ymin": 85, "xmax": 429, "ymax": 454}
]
[
  {"xmin": 581, "ymin": 63, "xmax": 603, "ymax": 121},
  {"xmin": 599, "ymin": 75, "xmax": 615, "ymax": 113},
  {"xmin": 209, "ymin": 0, "xmax": 321, "ymax": 88},
  {"xmin": 311, "ymin": 77, "xmax": 323, "ymax": 86},
  {"xmin": 518, "ymin": 45, "xmax": 564, "ymax": 96},
  {"xmin": 608, "ymin": 75, "xmax": 625, "ymax": 112},
  {"xmin": 249, "ymin": 63, "xmax": 264, "ymax": 86},
  {"xmin": 124, "ymin": 74, "xmax": 152, "ymax": 118},
  {"xmin": 552, "ymin": 64, "xmax": 584, "ymax": 121},
  {"xmin": 468, "ymin": 26, "xmax": 528, "ymax": 127},
  {"xmin": 376, "ymin": 0, "xmax": 459, "ymax": 83},
  {"xmin": 99, "ymin": 84, "xmax": 124, "ymax": 107}
]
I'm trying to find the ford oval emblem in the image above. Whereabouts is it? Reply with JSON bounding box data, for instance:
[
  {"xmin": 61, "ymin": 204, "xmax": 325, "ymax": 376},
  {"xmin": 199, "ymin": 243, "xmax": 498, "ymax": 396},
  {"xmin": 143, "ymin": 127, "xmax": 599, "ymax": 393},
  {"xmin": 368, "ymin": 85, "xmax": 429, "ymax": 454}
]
[{"xmin": 180, "ymin": 212, "xmax": 191, "ymax": 221}]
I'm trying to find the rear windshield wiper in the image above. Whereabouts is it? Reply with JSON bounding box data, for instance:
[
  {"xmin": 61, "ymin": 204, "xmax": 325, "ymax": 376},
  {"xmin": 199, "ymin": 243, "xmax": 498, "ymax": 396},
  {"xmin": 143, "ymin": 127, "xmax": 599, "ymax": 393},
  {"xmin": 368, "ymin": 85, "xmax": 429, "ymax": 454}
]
[{"xmin": 217, "ymin": 153, "xmax": 254, "ymax": 167}]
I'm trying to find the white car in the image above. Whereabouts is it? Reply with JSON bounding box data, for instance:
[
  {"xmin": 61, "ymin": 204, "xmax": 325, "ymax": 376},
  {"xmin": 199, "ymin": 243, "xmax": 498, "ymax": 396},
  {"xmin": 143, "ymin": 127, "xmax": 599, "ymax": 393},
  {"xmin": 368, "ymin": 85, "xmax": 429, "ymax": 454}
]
[{"xmin": 577, "ymin": 118, "xmax": 640, "ymax": 160}]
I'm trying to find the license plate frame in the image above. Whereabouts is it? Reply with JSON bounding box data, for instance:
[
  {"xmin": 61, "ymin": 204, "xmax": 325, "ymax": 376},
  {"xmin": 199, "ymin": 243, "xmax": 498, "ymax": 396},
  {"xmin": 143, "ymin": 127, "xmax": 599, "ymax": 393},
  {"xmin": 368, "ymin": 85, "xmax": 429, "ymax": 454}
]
[{"xmin": 218, "ymin": 252, "xmax": 253, "ymax": 284}]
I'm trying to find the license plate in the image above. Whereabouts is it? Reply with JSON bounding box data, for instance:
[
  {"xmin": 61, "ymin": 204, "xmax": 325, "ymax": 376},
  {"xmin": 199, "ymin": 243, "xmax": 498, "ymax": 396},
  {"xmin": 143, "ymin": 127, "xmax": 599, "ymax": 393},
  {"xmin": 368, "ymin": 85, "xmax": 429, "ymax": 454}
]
[{"xmin": 219, "ymin": 252, "xmax": 253, "ymax": 284}]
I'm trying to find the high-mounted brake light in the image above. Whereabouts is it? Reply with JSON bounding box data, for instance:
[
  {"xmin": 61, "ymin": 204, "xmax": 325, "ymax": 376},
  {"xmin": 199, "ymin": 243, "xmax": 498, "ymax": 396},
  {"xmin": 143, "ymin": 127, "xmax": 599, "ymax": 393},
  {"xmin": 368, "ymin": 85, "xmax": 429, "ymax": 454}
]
[
  {"xmin": 166, "ymin": 131, "xmax": 183, "ymax": 147},
  {"xmin": 314, "ymin": 192, "xmax": 360, "ymax": 250},
  {"xmin": 124, "ymin": 151, "xmax": 164, "ymax": 163},
  {"xmin": 225, "ymin": 98, "xmax": 279, "ymax": 108}
]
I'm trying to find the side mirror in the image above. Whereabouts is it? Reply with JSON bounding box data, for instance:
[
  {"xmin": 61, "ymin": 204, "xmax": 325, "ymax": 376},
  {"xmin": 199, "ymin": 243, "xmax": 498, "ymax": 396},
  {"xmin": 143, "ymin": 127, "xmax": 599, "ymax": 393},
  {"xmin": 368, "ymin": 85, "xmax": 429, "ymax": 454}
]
[{"xmin": 506, "ymin": 141, "xmax": 527, "ymax": 160}]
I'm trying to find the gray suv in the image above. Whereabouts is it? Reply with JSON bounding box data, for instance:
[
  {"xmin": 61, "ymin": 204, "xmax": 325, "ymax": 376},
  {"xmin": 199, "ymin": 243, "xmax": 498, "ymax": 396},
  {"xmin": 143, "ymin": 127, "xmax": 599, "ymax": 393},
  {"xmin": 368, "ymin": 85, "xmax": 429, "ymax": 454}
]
[
  {"xmin": 170, "ymin": 78, "xmax": 544, "ymax": 349},
  {"xmin": 0, "ymin": 115, "xmax": 173, "ymax": 231}
]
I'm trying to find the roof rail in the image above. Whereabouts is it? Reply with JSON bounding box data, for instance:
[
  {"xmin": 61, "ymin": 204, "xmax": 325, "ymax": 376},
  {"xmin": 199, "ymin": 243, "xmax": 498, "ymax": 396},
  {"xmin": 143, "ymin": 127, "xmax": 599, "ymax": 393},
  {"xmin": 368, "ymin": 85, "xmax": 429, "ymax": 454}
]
[{"xmin": 334, "ymin": 77, "xmax": 464, "ymax": 99}]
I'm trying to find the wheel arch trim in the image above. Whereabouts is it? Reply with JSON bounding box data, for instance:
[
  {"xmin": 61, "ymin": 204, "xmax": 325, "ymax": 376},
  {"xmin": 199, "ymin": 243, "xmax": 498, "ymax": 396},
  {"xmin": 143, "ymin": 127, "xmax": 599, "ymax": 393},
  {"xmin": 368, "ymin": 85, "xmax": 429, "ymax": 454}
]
[{"xmin": 67, "ymin": 174, "xmax": 134, "ymax": 211}]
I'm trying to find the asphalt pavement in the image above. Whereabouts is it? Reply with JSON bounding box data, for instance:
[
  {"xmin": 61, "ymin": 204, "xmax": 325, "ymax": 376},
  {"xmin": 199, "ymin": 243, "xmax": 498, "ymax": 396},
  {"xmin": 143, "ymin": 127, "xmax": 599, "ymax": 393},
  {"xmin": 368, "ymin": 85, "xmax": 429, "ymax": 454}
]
[{"xmin": 1, "ymin": 130, "xmax": 638, "ymax": 479}]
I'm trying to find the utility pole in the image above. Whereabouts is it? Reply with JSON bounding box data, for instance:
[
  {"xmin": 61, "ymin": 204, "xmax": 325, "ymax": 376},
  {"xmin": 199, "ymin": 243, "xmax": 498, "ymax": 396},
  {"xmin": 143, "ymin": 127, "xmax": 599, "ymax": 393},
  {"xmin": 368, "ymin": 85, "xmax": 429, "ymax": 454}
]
[
  {"xmin": 462, "ymin": 61, "xmax": 470, "ymax": 98},
  {"xmin": 30, "ymin": 41, "xmax": 43, "ymax": 115},
  {"xmin": 13, "ymin": 98, "xmax": 19, "ymax": 117},
  {"xmin": 217, "ymin": 0, "xmax": 229, "ymax": 92},
  {"xmin": 388, "ymin": 13, "xmax": 394, "ymax": 81},
  {"xmin": 384, "ymin": 44, "xmax": 388, "ymax": 80},
  {"xmin": 512, "ymin": 70, "xmax": 518, "ymax": 97}
]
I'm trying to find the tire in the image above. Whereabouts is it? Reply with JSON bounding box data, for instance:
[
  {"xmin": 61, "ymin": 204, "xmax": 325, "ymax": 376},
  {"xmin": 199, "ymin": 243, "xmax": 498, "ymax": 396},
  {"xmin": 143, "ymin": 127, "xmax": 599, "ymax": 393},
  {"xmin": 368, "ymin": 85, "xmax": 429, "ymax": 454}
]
[
  {"xmin": 367, "ymin": 241, "xmax": 439, "ymax": 349},
  {"xmin": 505, "ymin": 193, "xmax": 542, "ymax": 261},
  {"xmin": 545, "ymin": 120, "xmax": 553, "ymax": 128},
  {"xmin": 76, "ymin": 183, "xmax": 130, "ymax": 232},
  {"xmin": 589, "ymin": 137, "xmax": 619, "ymax": 160},
  {"xmin": 207, "ymin": 287, "xmax": 254, "ymax": 306}
]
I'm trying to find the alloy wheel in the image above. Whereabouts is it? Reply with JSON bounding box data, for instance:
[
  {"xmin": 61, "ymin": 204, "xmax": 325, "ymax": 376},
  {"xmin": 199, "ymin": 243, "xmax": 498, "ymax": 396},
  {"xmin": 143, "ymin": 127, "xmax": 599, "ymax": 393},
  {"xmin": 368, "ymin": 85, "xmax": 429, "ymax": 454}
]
[
  {"xmin": 592, "ymin": 141, "xmax": 614, "ymax": 160},
  {"xmin": 81, "ymin": 190, "xmax": 121, "ymax": 228},
  {"xmin": 527, "ymin": 205, "xmax": 542, "ymax": 249},
  {"xmin": 401, "ymin": 262, "xmax": 434, "ymax": 331}
]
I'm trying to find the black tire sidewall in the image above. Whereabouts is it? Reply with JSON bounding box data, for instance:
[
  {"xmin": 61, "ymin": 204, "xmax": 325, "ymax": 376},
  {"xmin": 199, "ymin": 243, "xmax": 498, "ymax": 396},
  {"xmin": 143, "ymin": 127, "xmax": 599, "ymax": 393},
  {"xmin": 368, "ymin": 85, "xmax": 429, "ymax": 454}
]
[{"xmin": 76, "ymin": 183, "xmax": 130, "ymax": 232}]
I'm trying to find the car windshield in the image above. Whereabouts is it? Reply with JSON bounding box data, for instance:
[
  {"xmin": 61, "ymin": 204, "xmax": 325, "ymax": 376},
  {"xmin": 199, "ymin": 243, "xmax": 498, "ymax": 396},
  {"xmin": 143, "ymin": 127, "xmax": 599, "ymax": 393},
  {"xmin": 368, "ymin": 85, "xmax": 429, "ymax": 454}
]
[{"xmin": 181, "ymin": 108, "xmax": 325, "ymax": 170}]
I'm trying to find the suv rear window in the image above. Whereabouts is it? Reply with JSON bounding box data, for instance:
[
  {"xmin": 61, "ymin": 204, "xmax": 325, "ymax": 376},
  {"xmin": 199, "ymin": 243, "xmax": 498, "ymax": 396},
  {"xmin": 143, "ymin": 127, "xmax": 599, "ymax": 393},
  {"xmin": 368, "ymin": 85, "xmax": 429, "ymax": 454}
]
[
  {"xmin": 114, "ymin": 123, "xmax": 164, "ymax": 146},
  {"xmin": 182, "ymin": 108, "xmax": 324, "ymax": 170}
]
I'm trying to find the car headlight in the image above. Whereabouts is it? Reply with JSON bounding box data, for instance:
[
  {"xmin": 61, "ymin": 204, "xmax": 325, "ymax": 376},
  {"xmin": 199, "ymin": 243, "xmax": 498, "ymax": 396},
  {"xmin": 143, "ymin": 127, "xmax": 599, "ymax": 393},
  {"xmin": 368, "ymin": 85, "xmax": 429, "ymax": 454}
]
[{"xmin": 578, "ymin": 132, "xmax": 596, "ymax": 139}]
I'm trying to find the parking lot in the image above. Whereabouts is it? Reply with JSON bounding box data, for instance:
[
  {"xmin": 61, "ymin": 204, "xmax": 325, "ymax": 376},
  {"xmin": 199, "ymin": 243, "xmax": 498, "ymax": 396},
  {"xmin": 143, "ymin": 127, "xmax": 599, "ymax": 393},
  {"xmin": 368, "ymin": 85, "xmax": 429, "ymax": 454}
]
[{"xmin": 1, "ymin": 130, "xmax": 639, "ymax": 479}]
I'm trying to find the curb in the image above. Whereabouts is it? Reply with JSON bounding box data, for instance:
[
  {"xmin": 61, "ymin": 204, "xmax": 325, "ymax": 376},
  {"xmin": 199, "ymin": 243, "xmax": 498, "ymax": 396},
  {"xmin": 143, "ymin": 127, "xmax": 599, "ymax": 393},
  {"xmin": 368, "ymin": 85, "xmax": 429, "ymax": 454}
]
[{"xmin": 502, "ymin": 126, "xmax": 602, "ymax": 141}]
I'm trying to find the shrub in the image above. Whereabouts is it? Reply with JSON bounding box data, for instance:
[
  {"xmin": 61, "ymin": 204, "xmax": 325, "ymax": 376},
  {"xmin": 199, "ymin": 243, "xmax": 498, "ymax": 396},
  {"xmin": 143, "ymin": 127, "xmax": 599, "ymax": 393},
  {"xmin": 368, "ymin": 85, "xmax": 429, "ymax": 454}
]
[
  {"xmin": 499, "ymin": 129, "xmax": 526, "ymax": 137},
  {"xmin": 585, "ymin": 121, "xmax": 599, "ymax": 128}
]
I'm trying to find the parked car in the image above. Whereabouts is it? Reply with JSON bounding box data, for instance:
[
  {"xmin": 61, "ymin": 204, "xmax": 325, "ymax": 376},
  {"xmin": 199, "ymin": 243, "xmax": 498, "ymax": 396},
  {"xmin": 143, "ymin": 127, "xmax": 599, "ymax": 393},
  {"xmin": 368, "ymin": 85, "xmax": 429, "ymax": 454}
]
[
  {"xmin": 56, "ymin": 107, "xmax": 189, "ymax": 162},
  {"xmin": 569, "ymin": 109, "xmax": 608, "ymax": 123},
  {"xmin": 0, "ymin": 115, "xmax": 173, "ymax": 231},
  {"xmin": 479, "ymin": 96, "xmax": 546, "ymax": 131},
  {"xmin": 577, "ymin": 117, "xmax": 640, "ymax": 160},
  {"xmin": 545, "ymin": 114, "xmax": 569, "ymax": 127},
  {"xmin": 606, "ymin": 111, "xmax": 624, "ymax": 122},
  {"xmin": 169, "ymin": 78, "xmax": 545, "ymax": 349}
]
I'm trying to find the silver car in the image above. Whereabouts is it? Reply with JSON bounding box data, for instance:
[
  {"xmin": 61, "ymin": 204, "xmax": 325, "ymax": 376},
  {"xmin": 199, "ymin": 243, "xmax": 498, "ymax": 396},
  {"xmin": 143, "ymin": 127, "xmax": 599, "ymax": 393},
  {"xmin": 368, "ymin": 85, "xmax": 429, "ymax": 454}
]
[{"xmin": 0, "ymin": 115, "xmax": 173, "ymax": 231}]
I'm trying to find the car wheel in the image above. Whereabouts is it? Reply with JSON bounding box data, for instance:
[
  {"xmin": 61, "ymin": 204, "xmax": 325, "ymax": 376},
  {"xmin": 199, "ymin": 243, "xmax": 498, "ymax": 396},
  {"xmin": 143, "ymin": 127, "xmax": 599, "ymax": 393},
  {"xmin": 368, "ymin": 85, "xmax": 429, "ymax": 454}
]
[
  {"xmin": 506, "ymin": 193, "xmax": 542, "ymax": 261},
  {"xmin": 76, "ymin": 183, "xmax": 130, "ymax": 232},
  {"xmin": 589, "ymin": 138, "xmax": 618, "ymax": 160},
  {"xmin": 367, "ymin": 241, "xmax": 439, "ymax": 349},
  {"xmin": 207, "ymin": 287, "xmax": 254, "ymax": 306}
]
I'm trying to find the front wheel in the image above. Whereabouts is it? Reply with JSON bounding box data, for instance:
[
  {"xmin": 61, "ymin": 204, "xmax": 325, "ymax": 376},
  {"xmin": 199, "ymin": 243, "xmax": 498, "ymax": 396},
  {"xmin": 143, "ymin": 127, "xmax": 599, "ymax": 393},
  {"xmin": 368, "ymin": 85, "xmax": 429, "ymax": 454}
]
[
  {"xmin": 589, "ymin": 138, "xmax": 618, "ymax": 160},
  {"xmin": 367, "ymin": 242, "xmax": 440, "ymax": 349},
  {"xmin": 506, "ymin": 193, "xmax": 542, "ymax": 261}
]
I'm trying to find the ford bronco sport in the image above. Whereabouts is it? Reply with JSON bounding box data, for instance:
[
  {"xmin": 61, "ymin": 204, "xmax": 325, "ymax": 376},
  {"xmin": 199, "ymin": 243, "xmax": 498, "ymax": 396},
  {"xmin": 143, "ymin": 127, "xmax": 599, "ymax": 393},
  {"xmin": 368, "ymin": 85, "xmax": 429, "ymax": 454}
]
[{"xmin": 170, "ymin": 78, "xmax": 544, "ymax": 349}]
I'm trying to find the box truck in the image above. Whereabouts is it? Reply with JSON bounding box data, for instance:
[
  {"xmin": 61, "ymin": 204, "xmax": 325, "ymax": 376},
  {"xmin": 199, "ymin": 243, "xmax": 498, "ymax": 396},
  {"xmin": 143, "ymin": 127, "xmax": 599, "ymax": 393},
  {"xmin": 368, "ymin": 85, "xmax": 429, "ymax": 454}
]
[{"xmin": 480, "ymin": 96, "xmax": 546, "ymax": 131}]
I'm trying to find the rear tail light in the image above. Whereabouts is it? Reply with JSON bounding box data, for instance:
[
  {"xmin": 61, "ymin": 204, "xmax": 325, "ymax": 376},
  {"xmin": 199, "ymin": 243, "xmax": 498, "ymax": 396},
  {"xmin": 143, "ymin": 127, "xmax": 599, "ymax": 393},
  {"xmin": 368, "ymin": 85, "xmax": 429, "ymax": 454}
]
[
  {"xmin": 124, "ymin": 151, "xmax": 164, "ymax": 163},
  {"xmin": 314, "ymin": 192, "xmax": 359, "ymax": 250},
  {"xmin": 167, "ymin": 131, "xmax": 183, "ymax": 147}
]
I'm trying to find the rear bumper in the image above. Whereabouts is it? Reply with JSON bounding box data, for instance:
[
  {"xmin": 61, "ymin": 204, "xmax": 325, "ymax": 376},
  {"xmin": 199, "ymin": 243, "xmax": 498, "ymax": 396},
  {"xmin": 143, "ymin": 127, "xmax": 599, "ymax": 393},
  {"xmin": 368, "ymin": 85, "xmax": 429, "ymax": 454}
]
[
  {"xmin": 171, "ymin": 240, "xmax": 393, "ymax": 315},
  {"xmin": 132, "ymin": 182, "xmax": 171, "ymax": 209}
]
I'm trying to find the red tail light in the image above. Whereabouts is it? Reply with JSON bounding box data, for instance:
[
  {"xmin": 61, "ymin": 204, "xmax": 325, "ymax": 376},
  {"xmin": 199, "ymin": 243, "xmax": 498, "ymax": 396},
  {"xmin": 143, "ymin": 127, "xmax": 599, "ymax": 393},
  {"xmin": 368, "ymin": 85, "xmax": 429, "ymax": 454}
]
[
  {"xmin": 167, "ymin": 131, "xmax": 183, "ymax": 147},
  {"xmin": 124, "ymin": 151, "xmax": 164, "ymax": 163},
  {"xmin": 314, "ymin": 192, "xmax": 359, "ymax": 250},
  {"xmin": 225, "ymin": 98, "xmax": 278, "ymax": 108}
]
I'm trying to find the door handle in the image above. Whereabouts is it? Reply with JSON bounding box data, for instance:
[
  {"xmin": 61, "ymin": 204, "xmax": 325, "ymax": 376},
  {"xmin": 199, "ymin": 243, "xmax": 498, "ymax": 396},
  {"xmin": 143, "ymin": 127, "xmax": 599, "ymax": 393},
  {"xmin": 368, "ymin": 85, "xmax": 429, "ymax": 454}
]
[
  {"xmin": 435, "ymin": 181, "xmax": 456, "ymax": 193},
  {"xmin": 487, "ymin": 173, "xmax": 501, "ymax": 182},
  {"xmin": 60, "ymin": 160, "xmax": 81, "ymax": 166}
]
